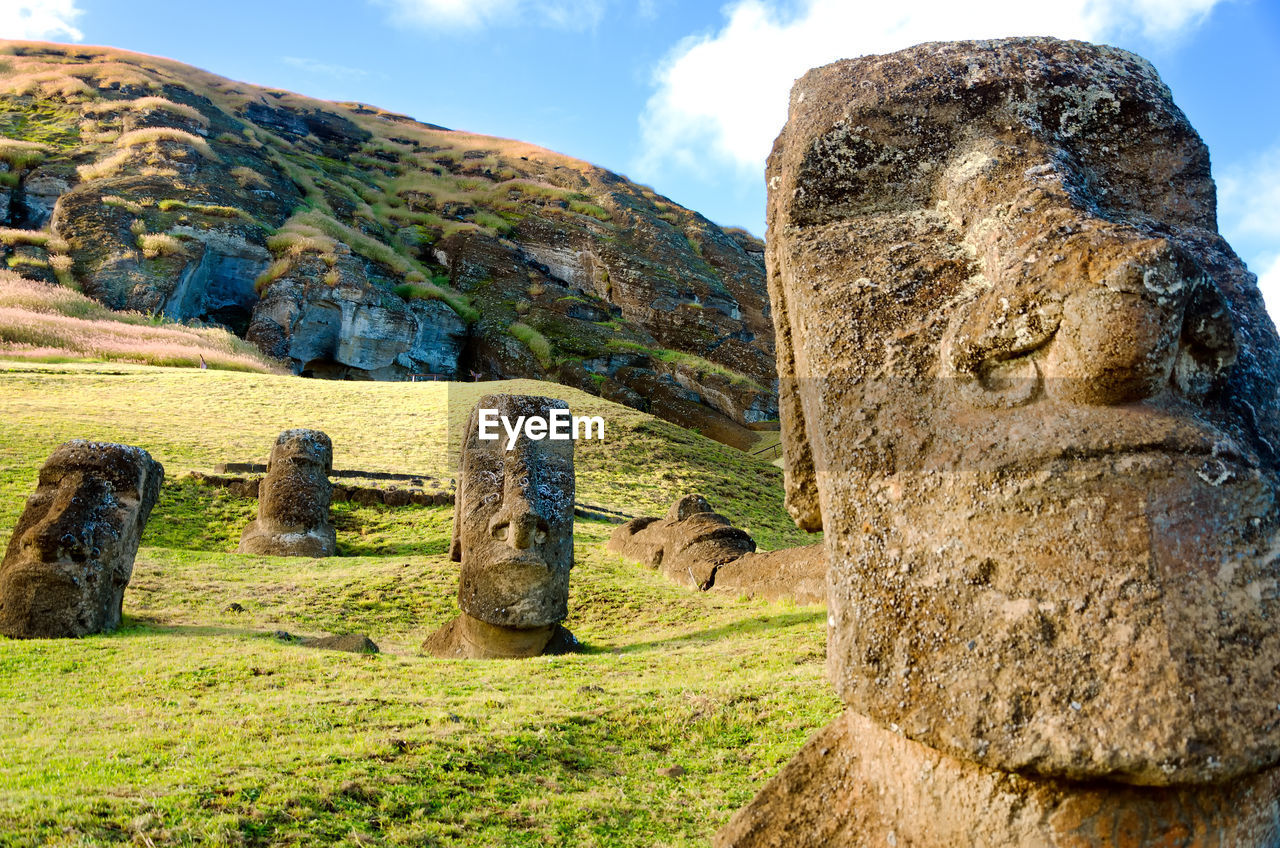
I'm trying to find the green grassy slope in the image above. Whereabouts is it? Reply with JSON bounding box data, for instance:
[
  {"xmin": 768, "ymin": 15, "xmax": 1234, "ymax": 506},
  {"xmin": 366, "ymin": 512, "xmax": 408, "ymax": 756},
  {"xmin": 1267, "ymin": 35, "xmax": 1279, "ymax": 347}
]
[{"xmin": 0, "ymin": 363, "xmax": 832, "ymax": 847}]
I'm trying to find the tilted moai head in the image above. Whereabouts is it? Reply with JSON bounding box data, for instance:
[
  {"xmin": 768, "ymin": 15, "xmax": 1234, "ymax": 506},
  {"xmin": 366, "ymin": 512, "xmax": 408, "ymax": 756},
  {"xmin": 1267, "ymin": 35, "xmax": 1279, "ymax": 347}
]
[
  {"xmin": 0, "ymin": 440, "xmax": 163, "ymax": 638},
  {"xmin": 238, "ymin": 429, "xmax": 335, "ymax": 557},
  {"xmin": 452, "ymin": 394, "xmax": 575, "ymax": 629},
  {"xmin": 608, "ymin": 494, "xmax": 756, "ymax": 589},
  {"xmin": 769, "ymin": 38, "xmax": 1280, "ymax": 785}
]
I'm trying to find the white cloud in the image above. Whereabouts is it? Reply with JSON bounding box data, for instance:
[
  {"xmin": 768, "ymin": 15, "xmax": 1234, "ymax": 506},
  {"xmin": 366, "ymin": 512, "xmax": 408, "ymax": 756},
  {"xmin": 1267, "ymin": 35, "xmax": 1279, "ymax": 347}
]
[
  {"xmin": 0, "ymin": 0, "xmax": 84, "ymax": 41},
  {"xmin": 1219, "ymin": 146, "xmax": 1280, "ymax": 242},
  {"xmin": 1256, "ymin": 253, "xmax": 1280, "ymax": 328},
  {"xmin": 637, "ymin": 0, "xmax": 1223, "ymax": 179},
  {"xmin": 372, "ymin": 0, "xmax": 605, "ymax": 30},
  {"xmin": 283, "ymin": 57, "xmax": 372, "ymax": 80},
  {"xmin": 1219, "ymin": 146, "xmax": 1280, "ymax": 326}
]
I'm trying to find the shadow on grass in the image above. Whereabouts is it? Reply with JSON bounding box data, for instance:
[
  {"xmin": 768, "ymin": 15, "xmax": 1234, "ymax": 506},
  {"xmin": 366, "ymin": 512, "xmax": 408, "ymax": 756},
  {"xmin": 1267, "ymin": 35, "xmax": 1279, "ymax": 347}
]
[
  {"xmin": 332, "ymin": 502, "xmax": 453, "ymax": 558},
  {"xmin": 594, "ymin": 609, "xmax": 825, "ymax": 655},
  {"xmin": 116, "ymin": 617, "xmax": 320, "ymax": 644}
]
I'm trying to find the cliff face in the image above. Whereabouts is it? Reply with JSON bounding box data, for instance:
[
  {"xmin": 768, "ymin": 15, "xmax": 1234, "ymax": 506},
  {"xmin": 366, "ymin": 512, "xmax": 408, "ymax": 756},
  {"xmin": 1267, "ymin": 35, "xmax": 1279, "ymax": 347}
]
[{"xmin": 0, "ymin": 41, "xmax": 776, "ymax": 446}]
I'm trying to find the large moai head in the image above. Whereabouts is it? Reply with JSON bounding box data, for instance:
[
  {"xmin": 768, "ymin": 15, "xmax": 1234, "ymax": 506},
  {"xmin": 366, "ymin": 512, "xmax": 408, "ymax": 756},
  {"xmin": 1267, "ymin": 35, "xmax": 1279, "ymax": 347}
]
[
  {"xmin": 0, "ymin": 440, "xmax": 163, "ymax": 638},
  {"xmin": 238, "ymin": 429, "xmax": 335, "ymax": 557},
  {"xmin": 768, "ymin": 38, "xmax": 1280, "ymax": 785},
  {"xmin": 452, "ymin": 394, "xmax": 575, "ymax": 629}
]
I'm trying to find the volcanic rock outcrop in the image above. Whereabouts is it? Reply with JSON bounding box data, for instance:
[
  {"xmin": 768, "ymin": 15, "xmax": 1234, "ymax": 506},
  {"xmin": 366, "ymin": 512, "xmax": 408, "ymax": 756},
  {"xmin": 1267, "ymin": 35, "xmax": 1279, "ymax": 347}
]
[
  {"xmin": 0, "ymin": 41, "xmax": 776, "ymax": 445},
  {"xmin": 720, "ymin": 37, "xmax": 1280, "ymax": 845},
  {"xmin": 237, "ymin": 429, "xmax": 336, "ymax": 557},
  {"xmin": 423, "ymin": 395, "xmax": 579, "ymax": 659},
  {"xmin": 0, "ymin": 440, "xmax": 163, "ymax": 638},
  {"xmin": 609, "ymin": 494, "xmax": 825, "ymax": 603}
]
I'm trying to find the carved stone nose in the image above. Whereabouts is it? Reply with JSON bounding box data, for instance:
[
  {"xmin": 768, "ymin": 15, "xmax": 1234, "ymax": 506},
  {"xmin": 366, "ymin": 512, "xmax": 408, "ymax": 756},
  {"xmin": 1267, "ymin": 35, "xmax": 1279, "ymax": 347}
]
[
  {"xmin": 506, "ymin": 511, "xmax": 539, "ymax": 550},
  {"xmin": 489, "ymin": 459, "xmax": 552, "ymax": 552},
  {"xmin": 1042, "ymin": 286, "xmax": 1179, "ymax": 405},
  {"xmin": 1042, "ymin": 242, "xmax": 1236, "ymax": 406}
]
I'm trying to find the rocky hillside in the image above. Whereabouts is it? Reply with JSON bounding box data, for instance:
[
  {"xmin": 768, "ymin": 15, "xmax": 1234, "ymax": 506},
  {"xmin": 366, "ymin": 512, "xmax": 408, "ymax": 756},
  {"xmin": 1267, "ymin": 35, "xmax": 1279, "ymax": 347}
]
[{"xmin": 0, "ymin": 41, "xmax": 776, "ymax": 447}]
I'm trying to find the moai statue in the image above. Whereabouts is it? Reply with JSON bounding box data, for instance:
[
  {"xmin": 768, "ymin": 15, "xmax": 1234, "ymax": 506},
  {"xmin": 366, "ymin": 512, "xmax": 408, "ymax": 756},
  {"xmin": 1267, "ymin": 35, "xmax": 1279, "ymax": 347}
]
[
  {"xmin": 610, "ymin": 493, "xmax": 825, "ymax": 603},
  {"xmin": 423, "ymin": 394, "xmax": 578, "ymax": 659},
  {"xmin": 718, "ymin": 37, "xmax": 1280, "ymax": 846},
  {"xmin": 238, "ymin": 429, "xmax": 336, "ymax": 557},
  {"xmin": 0, "ymin": 440, "xmax": 163, "ymax": 638},
  {"xmin": 609, "ymin": 494, "xmax": 756, "ymax": 589}
]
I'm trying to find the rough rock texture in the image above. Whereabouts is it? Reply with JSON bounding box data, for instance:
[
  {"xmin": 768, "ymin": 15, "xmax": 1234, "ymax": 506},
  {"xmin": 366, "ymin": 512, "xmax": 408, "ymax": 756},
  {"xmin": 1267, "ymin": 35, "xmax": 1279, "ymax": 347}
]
[
  {"xmin": 716, "ymin": 711, "xmax": 1280, "ymax": 848},
  {"xmin": 609, "ymin": 494, "xmax": 756, "ymax": 590},
  {"xmin": 237, "ymin": 429, "xmax": 335, "ymax": 557},
  {"xmin": 610, "ymin": 495, "xmax": 825, "ymax": 603},
  {"xmin": 423, "ymin": 395, "xmax": 578, "ymax": 658},
  {"xmin": 300, "ymin": 633, "xmax": 379, "ymax": 654},
  {"xmin": 711, "ymin": 543, "xmax": 825, "ymax": 605},
  {"xmin": 247, "ymin": 251, "xmax": 467, "ymax": 379},
  {"xmin": 0, "ymin": 41, "xmax": 776, "ymax": 445},
  {"xmin": 766, "ymin": 38, "xmax": 1280, "ymax": 788},
  {"xmin": 0, "ymin": 440, "xmax": 162, "ymax": 638}
]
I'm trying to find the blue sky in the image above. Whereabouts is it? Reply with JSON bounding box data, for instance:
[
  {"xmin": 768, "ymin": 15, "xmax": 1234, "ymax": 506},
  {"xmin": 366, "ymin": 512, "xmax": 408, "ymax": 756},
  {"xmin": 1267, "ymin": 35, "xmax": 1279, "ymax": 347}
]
[{"xmin": 4, "ymin": 0, "xmax": 1279, "ymax": 315}]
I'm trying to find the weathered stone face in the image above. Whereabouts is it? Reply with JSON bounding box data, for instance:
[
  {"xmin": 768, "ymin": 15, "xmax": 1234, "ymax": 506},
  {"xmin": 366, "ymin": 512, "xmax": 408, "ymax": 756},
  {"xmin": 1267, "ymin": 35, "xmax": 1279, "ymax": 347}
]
[
  {"xmin": 0, "ymin": 441, "xmax": 163, "ymax": 638},
  {"xmin": 238, "ymin": 429, "xmax": 335, "ymax": 557},
  {"xmin": 768, "ymin": 38, "xmax": 1280, "ymax": 785},
  {"xmin": 453, "ymin": 394, "xmax": 575, "ymax": 629}
]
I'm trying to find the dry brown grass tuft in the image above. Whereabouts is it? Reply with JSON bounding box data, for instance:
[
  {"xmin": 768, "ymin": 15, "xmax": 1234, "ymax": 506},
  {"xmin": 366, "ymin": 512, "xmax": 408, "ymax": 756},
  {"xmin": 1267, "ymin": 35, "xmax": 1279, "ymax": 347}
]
[
  {"xmin": 0, "ymin": 139, "xmax": 51, "ymax": 170},
  {"xmin": 0, "ymin": 68, "xmax": 93, "ymax": 99},
  {"xmin": 76, "ymin": 148, "xmax": 135, "ymax": 181},
  {"xmin": 137, "ymin": 232, "xmax": 187, "ymax": 259},
  {"xmin": 83, "ymin": 96, "xmax": 209, "ymax": 127},
  {"xmin": 230, "ymin": 166, "xmax": 268, "ymax": 189},
  {"xmin": 0, "ymin": 271, "xmax": 282, "ymax": 372},
  {"xmin": 101, "ymin": 195, "xmax": 147, "ymax": 214},
  {"xmin": 115, "ymin": 127, "xmax": 219, "ymax": 160},
  {"xmin": 0, "ymin": 228, "xmax": 53, "ymax": 247},
  {"xmin": 48, "ymin": 254, "xmax": 75, "ymax": 288}
]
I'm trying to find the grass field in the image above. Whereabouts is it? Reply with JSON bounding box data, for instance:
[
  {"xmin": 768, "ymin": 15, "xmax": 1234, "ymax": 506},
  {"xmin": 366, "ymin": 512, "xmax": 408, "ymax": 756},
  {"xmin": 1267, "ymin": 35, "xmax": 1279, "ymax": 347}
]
[{"xmin": 0, "ymin": 362, "xmax": 834, "ymax": 847}]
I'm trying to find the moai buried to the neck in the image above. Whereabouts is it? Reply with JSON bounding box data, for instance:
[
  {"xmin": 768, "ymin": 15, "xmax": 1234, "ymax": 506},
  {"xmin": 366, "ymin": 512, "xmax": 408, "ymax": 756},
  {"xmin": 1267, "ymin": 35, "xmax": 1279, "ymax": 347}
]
[
  {"xmin": 0, "ymin": 440, "xmax": 163, "ymax": 638},
  {"xmin": 424, "ymin": 394, "xmax": 579, "ymax": 659},
  {"xmin": 720, "ymin": 37, "xmax": 1280, "ymax": 846},
  {"xmin": 238, "ymin": 429, "xmax": 336, "ymax": 557}
]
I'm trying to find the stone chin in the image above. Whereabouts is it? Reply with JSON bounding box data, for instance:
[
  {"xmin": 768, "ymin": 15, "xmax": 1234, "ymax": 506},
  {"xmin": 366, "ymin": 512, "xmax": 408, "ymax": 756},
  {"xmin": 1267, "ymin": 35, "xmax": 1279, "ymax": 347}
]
[
  {"xmin": 823, "ymin": 441, "xmax": 1280, "ymax": 785},
  {"xmin": 458, "ymin": 547, "xmax": 571, "ymax": 628},
  {"xmin": 807, "ymin": 370, "xmax": 1280, "ymax": 785}
]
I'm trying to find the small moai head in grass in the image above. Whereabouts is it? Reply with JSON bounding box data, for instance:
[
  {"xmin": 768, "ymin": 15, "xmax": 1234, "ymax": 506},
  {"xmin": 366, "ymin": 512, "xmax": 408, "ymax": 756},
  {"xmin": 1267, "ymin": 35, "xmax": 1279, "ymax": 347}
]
[
  {"xmin": 0, "ymin": 440, "xmax": 163, "ymax": 638},
  {"xmin": 451, "ymin": 394, "xmax": 575, "ymax": 629},
  {"xmin": 237, "ymin": 429, "xmax": 335, "ymax": 557}
]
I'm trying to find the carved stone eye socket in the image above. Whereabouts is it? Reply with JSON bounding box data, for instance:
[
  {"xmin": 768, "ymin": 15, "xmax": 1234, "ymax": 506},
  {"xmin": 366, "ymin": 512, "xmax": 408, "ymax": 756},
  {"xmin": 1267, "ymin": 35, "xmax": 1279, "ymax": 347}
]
[
  {"xmin": 534, "ymin": 528, "xmax": 547, "ymax": 545},
  {"xmin": 492, "ymin": 523, "xmax": 509, "ymax": 541}
]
